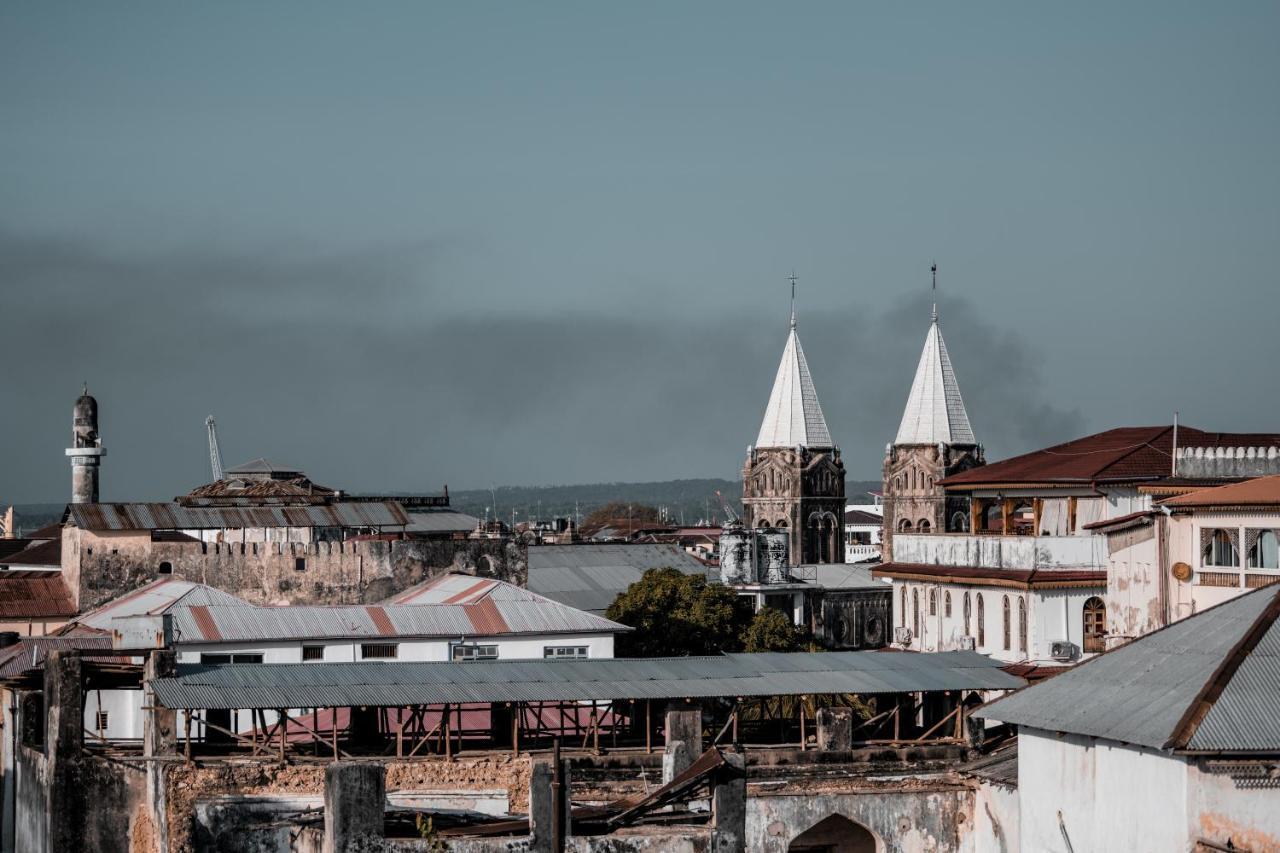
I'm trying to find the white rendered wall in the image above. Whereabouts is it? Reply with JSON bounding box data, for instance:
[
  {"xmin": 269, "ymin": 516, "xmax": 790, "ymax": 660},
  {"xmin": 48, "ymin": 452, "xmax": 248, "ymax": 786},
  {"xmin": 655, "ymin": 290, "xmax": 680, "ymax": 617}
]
[
  {"xmin": 972, "ymin": 780, "xmax": 1019, "ymax": 853},
  {"xmin": 1018, "ymin": 729, "xmax": 1187, "ymax": 853}
]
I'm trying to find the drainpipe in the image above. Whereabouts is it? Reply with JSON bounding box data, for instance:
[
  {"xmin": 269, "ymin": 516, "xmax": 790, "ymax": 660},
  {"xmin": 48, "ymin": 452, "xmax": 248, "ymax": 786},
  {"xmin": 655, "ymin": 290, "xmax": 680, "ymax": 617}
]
[{"xmin": 1158, "ymin": 505, "xmax": 1173, "ymax": 628}]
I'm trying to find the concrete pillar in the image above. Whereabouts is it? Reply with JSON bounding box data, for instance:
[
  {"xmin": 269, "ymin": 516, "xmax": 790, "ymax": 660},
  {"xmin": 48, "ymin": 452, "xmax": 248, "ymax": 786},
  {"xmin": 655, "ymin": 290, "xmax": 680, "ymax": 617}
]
[
  {"xmin": 529, "ymin": 755, "xmax": 571, "ymax": 853},
  {"xmin": 323, "ymin": 762, "xmax": 385, "ymax": 853},
  {"xmin": 710, "ymin": 750, "xmax": 746, "ymax": 853},
  {"xmin": 663, "ymin": 701, "xmax": 702, "ymax": 783},
  {"xmin": 44, "ymin": 651, "xmax": 85, "ymax": 853},
  {"xmin": 815, "ymin": 706, "xmax": 853, "ymax": 752},
  {"xmin": 143, "ymin": 649, "xmax": 177, "ymax": 757}
]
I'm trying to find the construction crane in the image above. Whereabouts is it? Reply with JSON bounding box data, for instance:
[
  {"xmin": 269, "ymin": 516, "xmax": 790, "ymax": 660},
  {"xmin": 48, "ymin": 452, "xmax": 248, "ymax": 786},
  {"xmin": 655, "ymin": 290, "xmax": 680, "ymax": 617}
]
[
  {"xmin": 714, "ymin": 490, "xmax": 741, "ymax": 526},
  {"xmin": 205, "ymin": 416, "xmax": 224, "ymax": 481}
]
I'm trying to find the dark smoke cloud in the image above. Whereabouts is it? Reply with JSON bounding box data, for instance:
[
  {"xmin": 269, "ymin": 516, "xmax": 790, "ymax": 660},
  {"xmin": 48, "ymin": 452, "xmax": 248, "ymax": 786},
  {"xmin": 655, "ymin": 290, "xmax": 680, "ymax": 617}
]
[{"xmin": 0, "ymin": 232, "xmax": 1084, "ymax": 503}]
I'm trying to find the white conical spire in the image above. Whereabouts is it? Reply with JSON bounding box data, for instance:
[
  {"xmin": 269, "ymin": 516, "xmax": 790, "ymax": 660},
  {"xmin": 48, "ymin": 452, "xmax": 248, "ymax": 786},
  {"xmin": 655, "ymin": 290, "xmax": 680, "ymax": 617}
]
[
  {"xmin": 756, "ymin": 310, "xmax": 834, "ymax": 449},
  {"xmin": 894, "ymin": 311, "xmax": 976, "ymax": 446}
]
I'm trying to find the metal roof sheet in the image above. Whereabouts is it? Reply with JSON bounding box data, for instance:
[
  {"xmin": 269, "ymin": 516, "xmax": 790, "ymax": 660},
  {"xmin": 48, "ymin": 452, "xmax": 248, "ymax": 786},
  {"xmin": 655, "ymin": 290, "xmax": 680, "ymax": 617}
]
[
  {"xmin": 976, "ymin": 585, "xmax": 1280, "ymax": 752},
  {"xmin": 66, "ymin": 501, "xmax": 410, "ymax": 531},
  {"xmin": 527, "ymin": 544, "xmax": 708, "ymax": 614},
  {"xmin": 150, "ymin": 650, "xmax": 1024, "ymax": 709},
  {"xmin": 0, "ymin": 573, "xmax": 77, "ymax": 618},
  {"xmin": 402, "ymin": 510, "xmax": 479, "ymax": 533}
]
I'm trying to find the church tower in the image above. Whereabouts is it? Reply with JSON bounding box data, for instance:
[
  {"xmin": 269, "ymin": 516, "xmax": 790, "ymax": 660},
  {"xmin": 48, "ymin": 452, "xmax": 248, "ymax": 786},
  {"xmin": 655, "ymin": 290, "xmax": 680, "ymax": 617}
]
[
  {"xmin": 66, "ymin": 385, "xmax": 106, "ymax": 504},
  {"xmin": 742, "ymin": 286, "xmax": 845, "ymax": 566},
  {"xmin": 882, "ymin": 274, "xmax": 983, "ymax": 561}
]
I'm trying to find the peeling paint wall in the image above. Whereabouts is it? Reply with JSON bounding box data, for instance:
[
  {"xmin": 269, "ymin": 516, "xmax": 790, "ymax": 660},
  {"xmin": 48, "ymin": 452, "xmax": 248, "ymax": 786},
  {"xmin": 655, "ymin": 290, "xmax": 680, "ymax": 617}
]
[
  {"xmin": 971, "ymin": 781, "xmax": 1017, "ymax": 853},
  {"xmin": 746, "ymin": 787, "xmax": 975, "ymax": 853},
  {"xmin": 1185, "ymin": 761, "xmax": 1280, "ymax": 852}
]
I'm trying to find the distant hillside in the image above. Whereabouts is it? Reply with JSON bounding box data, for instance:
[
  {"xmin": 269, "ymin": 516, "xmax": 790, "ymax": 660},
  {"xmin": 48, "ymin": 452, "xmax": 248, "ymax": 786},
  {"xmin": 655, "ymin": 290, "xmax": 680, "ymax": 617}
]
[
  {"xmin": 448, "ymin": 478, "xmax": 882, "ymax": 527},
  {"xmin": 6, "ymin": 504, "xmax": 66, "ymax": 535}
]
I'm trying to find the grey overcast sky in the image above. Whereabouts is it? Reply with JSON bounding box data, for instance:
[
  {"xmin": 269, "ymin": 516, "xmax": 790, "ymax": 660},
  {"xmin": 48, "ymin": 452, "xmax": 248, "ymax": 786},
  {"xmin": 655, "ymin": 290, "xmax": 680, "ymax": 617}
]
[{"xmin": 2, "ymin": 2, "xmax": 1278, "ymax": 502}]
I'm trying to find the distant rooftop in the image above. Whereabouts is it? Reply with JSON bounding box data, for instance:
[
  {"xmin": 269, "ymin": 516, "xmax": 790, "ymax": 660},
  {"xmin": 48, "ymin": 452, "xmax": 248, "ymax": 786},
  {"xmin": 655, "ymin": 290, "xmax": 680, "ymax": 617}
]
[{"xmin": 527, "ymin": 543, "xmax": 709, "ymax": 614}]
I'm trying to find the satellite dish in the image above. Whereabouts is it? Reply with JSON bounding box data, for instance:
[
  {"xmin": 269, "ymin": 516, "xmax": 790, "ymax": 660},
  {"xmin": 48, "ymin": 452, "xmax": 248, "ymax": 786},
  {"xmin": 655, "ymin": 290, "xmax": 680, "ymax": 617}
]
[{"xmin": 1171, "ymin": 561, "xmax": 1193, "ymax": 582}]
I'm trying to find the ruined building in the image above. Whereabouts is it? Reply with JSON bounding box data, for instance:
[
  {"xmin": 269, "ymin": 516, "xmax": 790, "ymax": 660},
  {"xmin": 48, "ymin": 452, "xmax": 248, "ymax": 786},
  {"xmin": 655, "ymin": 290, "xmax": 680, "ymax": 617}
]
[
  {"xmin": 881, "ymin": 302, "xmax": 984, "ymax": 563},
  {"xmin": 742, "ymin": 297, "xmax": 846, "ymax": 566}
]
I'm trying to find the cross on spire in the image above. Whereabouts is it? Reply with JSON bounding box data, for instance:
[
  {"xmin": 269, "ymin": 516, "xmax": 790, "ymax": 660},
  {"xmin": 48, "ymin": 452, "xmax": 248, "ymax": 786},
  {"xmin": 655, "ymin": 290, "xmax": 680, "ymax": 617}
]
[
  {"xmin": 789, "ymin": 271, "xmax": 798, "ymax": 328},
  {"xmin": 930, "ymin": 263, "xmax": 938, "ymax": 323}
]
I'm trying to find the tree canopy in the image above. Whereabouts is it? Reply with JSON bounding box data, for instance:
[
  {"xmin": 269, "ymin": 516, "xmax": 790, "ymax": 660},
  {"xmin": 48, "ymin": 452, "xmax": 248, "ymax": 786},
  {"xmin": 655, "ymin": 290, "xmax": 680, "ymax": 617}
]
[{"xmin": 606, "ymin": 568, "xmax": 805, "ymax": 657}]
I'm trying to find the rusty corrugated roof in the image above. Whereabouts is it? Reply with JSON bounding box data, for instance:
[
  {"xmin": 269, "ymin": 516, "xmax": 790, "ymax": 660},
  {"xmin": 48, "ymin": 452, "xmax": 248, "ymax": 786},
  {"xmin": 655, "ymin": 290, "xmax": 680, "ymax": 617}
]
[
  {"xmin": 0, "ymin": 573, "xmax": 76, "ymax": 618},
  {"xmin": 1162, "ymin": 474, "xmax": 1280, "ymax": 508}
]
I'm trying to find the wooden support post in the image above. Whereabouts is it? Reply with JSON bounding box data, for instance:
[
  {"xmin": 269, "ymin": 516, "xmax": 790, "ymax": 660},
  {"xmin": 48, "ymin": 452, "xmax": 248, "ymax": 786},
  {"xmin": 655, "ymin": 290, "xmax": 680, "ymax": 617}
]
[
  {"xmin": 1068, "ymin": 496, "xmax": 1078, "ymax": 533},
  {"xmin": 732, "ymin": 707, "xmax": 739, "ymax": 744},
  {"xmin": 278, "ymin": 709, "xmax": 287, "ymax": 762},
  {"xmin": 645, "ymin": 699, "xmax": 652, "ymax": 754},
  {"xmin": 513, "ymin": 703, "xmax": 521, "ymax": 757},
  {"xmin": 1001, "ymin": 499, "xmax": 1013, "ymax": 534},
  {"xmin": 799, "ymin": 697, "xmax": 807, "ymax": 750},
  {"xmin": 893, "ymin": 697, "xmax": 900, "ymax": 741},
  {"xmin": 313, "ymin": 708, "xmax": 320, "ymax": 757},
  {"xmin": 443, "ymin": 704, "xmax": 452, "ymax": 761},
  {"xmin": 1032, "ymin": 498, "xmax": 1043, "ymax": 535},
  {"xmin": 592, "ymin": 703, "xmax": 601, "ymax": 754},
  {"xmin": 184, "ymin": 711, "xmax": 192, "ymax": 761},
  {"xmin": 332, "ymin": 709, "xmax": 339, "ymax": 761},
  {"xmin": 970, "ymin": 497, "xmax": 982, "ymax": 533}
]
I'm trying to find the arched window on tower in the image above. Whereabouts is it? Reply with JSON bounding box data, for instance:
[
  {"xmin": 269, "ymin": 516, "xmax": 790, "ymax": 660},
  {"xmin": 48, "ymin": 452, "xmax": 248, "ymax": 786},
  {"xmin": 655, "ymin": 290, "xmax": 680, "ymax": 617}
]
[
  {"xmin": 918, "ymin": 519, "xmax": 931, "ymax": 533},
  {"xmin": 912, "ymin": 588, "xmax": 920, "ymax": 640},
  {"xmin": 929, "ymin": 588, "xmax": 937, "ymax": 616},
  {"xmin": 963, "ymin": 592, "xmax": 971, "ymax": 636},
  {"xmin": 900, "ymin": 585, "xmax": 908, "ymax": 628},
  {"xmin": 944, "ymin": 591, "xmax": 952, "ymax": 618},
  {"xmin": 951, "ymin": 511, "xmax": 970, "ymax": 533},
  {"xmin": 898, "ymin": 518, "xmax": 913, "ymax": 532}
]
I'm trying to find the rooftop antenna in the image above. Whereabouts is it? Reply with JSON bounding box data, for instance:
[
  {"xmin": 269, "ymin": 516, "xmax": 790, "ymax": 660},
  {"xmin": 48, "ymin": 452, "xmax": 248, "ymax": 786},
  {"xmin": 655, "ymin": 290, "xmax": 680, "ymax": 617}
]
[
  {"xmin": 788, "ymin": 271, "xmax": 799, "ymax": 328},
  {"xmin": 1171, "ymin": 411, "xmax": 1179, "ymax": 477},
  {"xmin": 931, "ymin": 262, "xmax": 938, "ymax": 323}
]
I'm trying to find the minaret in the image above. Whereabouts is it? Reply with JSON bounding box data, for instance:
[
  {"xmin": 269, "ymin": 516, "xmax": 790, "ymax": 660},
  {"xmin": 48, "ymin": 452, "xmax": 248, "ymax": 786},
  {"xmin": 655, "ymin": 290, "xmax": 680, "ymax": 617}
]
[
  {"xmin": 66, "ymin": 385, "xmax": 106, "ymax": 504},
  {"xmin": 882, "ymin": 266, "xmax": 983, "ymax": 561},
  {"xmin": 742, "ymin": 276, "xmax": 846, "ymax": 566}
]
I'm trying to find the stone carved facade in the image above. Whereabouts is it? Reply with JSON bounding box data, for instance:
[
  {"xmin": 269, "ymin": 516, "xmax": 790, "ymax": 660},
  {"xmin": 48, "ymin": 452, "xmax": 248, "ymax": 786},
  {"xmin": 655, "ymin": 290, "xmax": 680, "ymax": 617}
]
[{"xmin": 743, "ymin": 446, "xmax": 846, "ymax": 566}]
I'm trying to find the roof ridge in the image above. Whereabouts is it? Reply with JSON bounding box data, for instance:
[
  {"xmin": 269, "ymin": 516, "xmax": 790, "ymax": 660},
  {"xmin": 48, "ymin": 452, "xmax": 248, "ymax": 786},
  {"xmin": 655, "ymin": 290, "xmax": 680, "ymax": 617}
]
[
  {"xmin": 1166, "ymin": 585, "xmax": 1280, "ymax": 749},
  {"xmin": 755, "ymin": 324, "xmax": 834, "ymax": 448}
]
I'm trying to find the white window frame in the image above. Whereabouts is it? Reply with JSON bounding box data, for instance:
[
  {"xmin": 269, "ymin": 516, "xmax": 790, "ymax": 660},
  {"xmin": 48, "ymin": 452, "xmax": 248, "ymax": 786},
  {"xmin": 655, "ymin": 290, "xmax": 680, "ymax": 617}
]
[
  {"xmin": 451, "ymin": 643, "xmax": 498, "ymax": 662},
  {"xmin": 543, "ymin": 645, "xmax": 589, "ymax": 660}
]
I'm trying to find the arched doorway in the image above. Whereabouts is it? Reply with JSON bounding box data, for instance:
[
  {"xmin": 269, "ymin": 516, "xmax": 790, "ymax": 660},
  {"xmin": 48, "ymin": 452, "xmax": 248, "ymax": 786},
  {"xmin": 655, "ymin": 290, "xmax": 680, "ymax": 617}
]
[{"xmin": 788, "ymin": 814, "xmax": 880, "ymax": 853}]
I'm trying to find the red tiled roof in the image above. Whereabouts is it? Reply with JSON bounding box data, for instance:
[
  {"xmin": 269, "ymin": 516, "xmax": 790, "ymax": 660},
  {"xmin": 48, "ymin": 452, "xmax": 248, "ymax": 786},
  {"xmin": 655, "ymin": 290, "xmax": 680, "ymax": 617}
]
[
  {"xmin": 873, "ymin": 562, "xmax": 1106, "ymax": 589},
  {"xmin": 0, "ymin": 573, "xmax": 77, "ymax": 618},
  {"xmin": 1161, "ymin": 475, "xmax": 1280, "ymax": 508},
  {"xmin": 941, "ymin": 426, "xmax": 1280, "ymax": 488},
  {"xmin": 1082, "ymin": 510, "xmax": 1155, "ymax": 532}
]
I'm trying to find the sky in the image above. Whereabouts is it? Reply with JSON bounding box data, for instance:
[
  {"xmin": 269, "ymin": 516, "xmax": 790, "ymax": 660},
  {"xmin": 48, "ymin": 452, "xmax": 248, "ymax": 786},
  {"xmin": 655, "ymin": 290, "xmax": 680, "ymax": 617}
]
[{"xmin": 2, "ymin": 2, "xmax": 1278, "ymax": 502}]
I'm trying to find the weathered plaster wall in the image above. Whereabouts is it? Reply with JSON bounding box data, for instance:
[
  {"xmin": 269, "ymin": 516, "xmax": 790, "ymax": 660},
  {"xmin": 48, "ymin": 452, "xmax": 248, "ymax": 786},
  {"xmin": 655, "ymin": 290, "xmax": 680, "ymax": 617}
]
[
  {"xmin": 1018, "ymin": 729, "xmax": 1187, "ymax": 853},
  {"xmin": 67, "ymin": 530, "xmax": 525, "ymax": 610},
  {"xmin": 970, "ymin": 781, "xmax": 1017, "ymax": 853},
  {"xmin": 1185, "ymin": 761, "xmax": 1280, "ymax": 852},
  {"xmin": 746, "ymin": 786, "xmax": 975, "ymax": 853},
  {"xmin": 13, "ymin": 747, "xmax": 46, "ymax": 853}
]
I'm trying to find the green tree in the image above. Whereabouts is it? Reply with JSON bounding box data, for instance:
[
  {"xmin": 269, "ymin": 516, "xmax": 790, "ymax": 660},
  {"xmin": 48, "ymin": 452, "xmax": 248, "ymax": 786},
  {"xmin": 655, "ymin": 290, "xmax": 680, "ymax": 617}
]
[
  {"xmin": 607, "ymin": 568, "xmax": 753, "ymax": 657},
  {"xmin": 740, "ymin": 607, "xmax": 804, "ymax": 653}
]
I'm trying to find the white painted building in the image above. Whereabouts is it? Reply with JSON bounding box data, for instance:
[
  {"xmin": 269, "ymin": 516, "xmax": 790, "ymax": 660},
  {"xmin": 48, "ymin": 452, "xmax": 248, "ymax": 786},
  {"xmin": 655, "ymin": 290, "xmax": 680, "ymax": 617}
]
[
  {"xmin": 976, "ymin": 585, "xmax": 1280, "ymax": 852},
  {"xmin": 843, "ymin": 496, "xmax": 882, "ymax": 564},
  {"xmin": 1094, "ymin": 473, "xmax": 1280, "ymax": 645},
  {"xmin": 64, "ymin": 574, "xmax": 628, "ymax": 740}
]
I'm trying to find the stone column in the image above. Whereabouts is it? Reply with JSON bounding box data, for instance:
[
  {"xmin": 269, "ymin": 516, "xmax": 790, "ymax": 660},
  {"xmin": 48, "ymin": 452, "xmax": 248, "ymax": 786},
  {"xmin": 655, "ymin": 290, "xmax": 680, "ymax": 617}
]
[
  {"xmin": 815, "ymin": 707, "xmax": 853, "ymax": 752},
  {"xmin": 663, "ymin": 701, "xmax": 703, "ymax": 784},
  {"xmin": 44, "ymin": 651, "xmax": 85, "ymax": 853},
  {"xmin": 143, "ymin": 649, "xmax": 177, "ymax": 756},
  {"xmin": 710, "ymin": 750, "xmax": 746, "ymax": 853},
  {"xmin": 323, "ymin": 762, "xmax": 385, "ymax": 853}
]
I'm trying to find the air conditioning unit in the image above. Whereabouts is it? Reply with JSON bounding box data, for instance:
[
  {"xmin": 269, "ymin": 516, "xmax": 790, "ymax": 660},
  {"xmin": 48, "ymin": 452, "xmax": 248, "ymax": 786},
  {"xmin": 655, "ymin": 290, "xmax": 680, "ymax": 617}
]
[
  {"xmin": 1050, "ymin": 641, "xmax": 1077, "ymax": 662},
  {"xmin": 958, "ymin": 636, "xmax": 976, "ymax": 651},
  {"xmin": 894, "ymin": 627, "xmax": 913, "ymax": 645}
]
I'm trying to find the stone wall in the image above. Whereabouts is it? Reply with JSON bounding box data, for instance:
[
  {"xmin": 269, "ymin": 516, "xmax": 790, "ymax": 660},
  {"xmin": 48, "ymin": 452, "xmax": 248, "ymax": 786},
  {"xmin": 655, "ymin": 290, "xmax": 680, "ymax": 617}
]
[{"xmin": 67, "ymin": 528, "xmax": 526, "ymax": 610}]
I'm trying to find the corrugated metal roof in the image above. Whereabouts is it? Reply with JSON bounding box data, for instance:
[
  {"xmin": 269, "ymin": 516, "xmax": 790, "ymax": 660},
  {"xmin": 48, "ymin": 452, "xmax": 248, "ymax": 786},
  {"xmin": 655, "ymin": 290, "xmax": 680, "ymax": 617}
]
[
  {"xmin": 66, "ymin": 501, "xmax": 409, "ymax": 531},
  {"xmin": 804, "ymin": 564, "xmax": 884, "ymax": 591},
  {"xmin": 527, "ymin": 544, "xmax": 708, "ymax": 614},
  {"xmin": 0, "ymin": 573, "xmax": 76, "ymax": 618},
  {"xmin": 0, "ymin": 636, "xmax": 117, "ymax": 679},
  {"xmin": 976, "ymin": 585, "xmax": 1280, "ymax": 752},
  {"xmin": 77, "ymin": 579, "xmax": 253, "ymax": 630},
  {"xmin": 150, "ymin": 650, "xmax": 1024, "ymax": 709},
  {"xmin": 0, "ymin": 538, "xmax": 62, "ymax": 568},
  {"xmin": 402, "ymin": 510, "xmax": 479, "ymax": 533}
]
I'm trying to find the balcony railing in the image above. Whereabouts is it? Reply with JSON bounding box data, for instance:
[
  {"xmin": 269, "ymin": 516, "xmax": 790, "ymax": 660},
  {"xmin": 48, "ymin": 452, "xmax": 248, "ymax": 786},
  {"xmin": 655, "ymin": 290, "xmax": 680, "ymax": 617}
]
[
  {"xmin": 893, "ymin": 532, "xmax": 1104, "ymax": 572},
  {"xmin": 844, "ymin": 544, "xmax": 881, "ymax": 563}
]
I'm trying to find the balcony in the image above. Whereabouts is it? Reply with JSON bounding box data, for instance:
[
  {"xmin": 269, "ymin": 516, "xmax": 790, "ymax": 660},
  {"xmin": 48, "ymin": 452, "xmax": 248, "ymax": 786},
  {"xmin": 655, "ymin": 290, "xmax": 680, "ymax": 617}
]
[
  {"xmin": 893, "ymin": 532, "xmax": 1104, "ymax": 572},
  {"xmin": 844, "ymin": 544, "xmax": 881, "ymax": 563}
]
